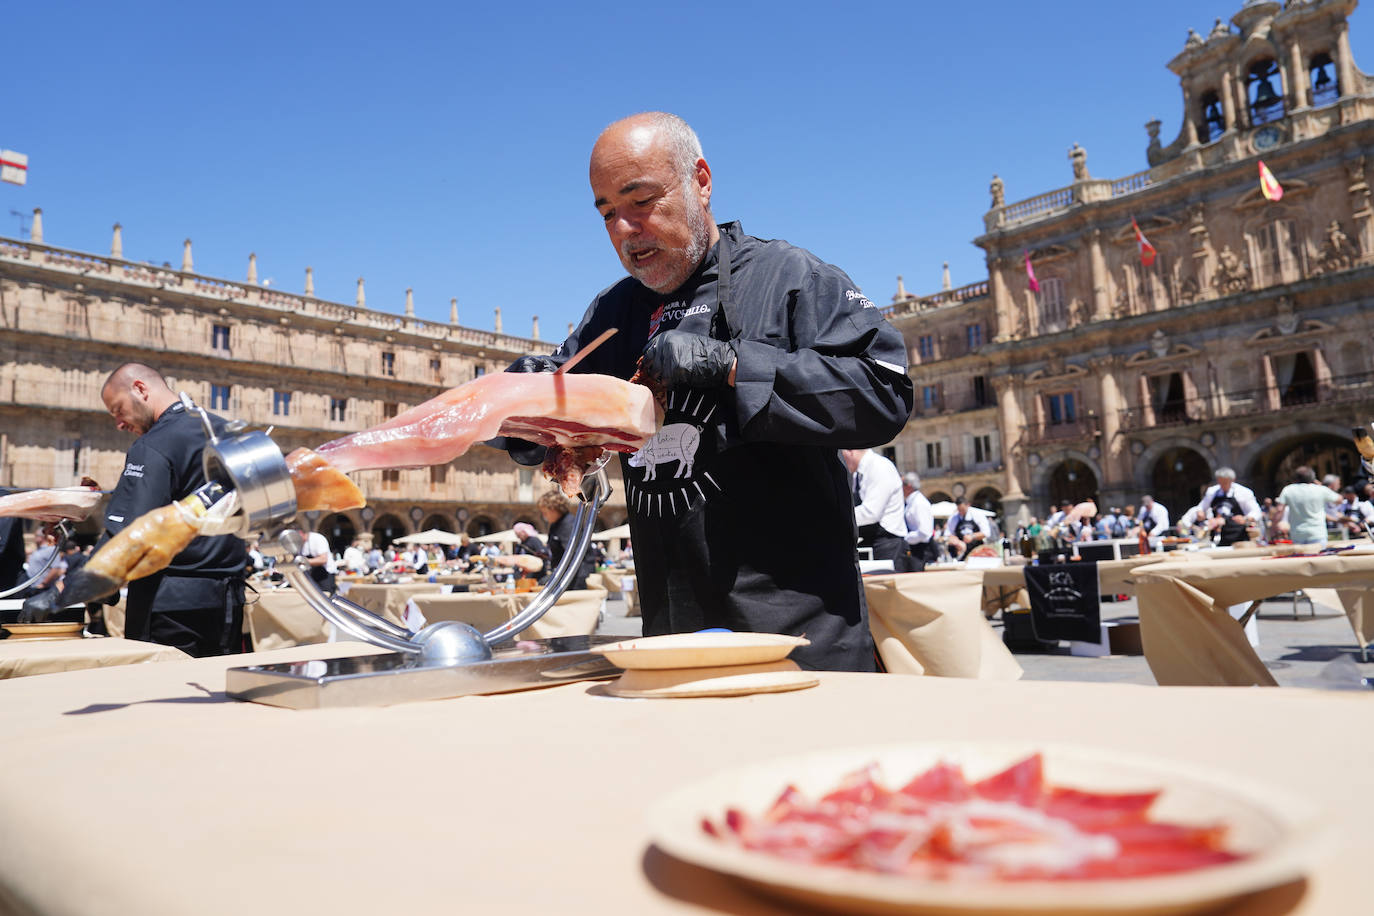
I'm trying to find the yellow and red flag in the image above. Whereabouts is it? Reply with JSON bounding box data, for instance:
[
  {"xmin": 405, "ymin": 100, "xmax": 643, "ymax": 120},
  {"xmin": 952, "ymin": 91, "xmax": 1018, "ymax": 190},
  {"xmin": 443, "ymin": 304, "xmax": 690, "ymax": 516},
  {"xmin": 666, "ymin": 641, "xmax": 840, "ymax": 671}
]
[
  {"xmin": 1258, "ymin": 159, "xmax": 1284, "ymax": 202},
  {"xmin": 1132, "ymin": 217, "xmax": 1157, "ymax": 267}
]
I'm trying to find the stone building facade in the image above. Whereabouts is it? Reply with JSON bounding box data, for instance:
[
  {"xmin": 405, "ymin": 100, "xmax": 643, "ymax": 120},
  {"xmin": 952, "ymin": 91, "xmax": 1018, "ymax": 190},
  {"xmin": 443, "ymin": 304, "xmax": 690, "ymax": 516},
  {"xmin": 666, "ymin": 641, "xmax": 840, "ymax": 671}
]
[
  {"xmin": 887, "ymin": 0, "xmax": 1372, "ymax": 523},
  {"xmin": 0, "ymin": 226, "xmax": 629, "ymax": 549}
]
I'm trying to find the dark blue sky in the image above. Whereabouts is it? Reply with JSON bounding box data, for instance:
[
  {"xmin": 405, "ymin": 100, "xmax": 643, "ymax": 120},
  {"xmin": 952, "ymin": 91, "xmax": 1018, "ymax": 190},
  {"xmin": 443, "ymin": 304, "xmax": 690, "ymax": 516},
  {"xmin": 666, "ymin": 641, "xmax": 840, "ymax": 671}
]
[{"xmin": 6, "ymin": 1, "xmax": 1367, "ymax": 343}]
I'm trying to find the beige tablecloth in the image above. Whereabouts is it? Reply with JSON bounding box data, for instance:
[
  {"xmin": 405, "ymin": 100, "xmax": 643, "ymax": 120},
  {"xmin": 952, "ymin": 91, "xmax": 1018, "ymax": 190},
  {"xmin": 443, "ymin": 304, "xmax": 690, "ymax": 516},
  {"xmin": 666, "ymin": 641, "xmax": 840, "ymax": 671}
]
[
  {"xmin": 248, "ymin": 589, "xmax": 331, "ymax": 651},
  {"xmin": 339, "ymin": 583, "xmax": 444, "ymax": 624},
  {"xmin": 0, "ymin": 646, "xmax": 1365, "ymax": 915},
  {"xmin": 1133, "ymin": 552, "xmax": 1374, "ymax": 687},
  {"xmin": 863, "ymin": 571, "xmax": 1023, "ymax": 679},
  {"xmin": 410, "ymin": 588, "xmax": 606, "ymax": 640},
  {"xmin": 0, "ymin": 636, "xmax": 187, "ymax": 679}
]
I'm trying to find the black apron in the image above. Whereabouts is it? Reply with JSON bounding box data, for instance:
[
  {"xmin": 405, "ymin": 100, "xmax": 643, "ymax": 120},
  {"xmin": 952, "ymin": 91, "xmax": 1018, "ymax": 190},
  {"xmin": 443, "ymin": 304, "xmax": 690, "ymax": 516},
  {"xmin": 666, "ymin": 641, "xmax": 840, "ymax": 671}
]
[
  {"xmin": 622, "ymin": 234, "xmax": 874, "ymax": 671},
  {"xmin": 1212, "ymin": 490, "xmax": 1249, "ymax": 546}
]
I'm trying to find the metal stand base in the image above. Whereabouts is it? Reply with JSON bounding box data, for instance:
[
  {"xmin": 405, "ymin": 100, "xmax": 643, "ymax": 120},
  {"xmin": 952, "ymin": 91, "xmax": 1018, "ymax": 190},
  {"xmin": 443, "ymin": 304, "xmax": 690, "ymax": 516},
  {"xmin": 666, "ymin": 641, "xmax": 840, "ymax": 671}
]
[{"xmin": 226, "ymin": 635, "xmax": 625, "ymax": 709}]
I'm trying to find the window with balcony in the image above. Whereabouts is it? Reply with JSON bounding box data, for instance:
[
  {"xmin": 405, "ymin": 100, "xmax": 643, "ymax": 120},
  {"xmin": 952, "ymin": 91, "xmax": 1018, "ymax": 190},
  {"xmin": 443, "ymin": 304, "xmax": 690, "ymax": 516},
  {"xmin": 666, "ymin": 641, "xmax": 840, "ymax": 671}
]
[
  {"xmin": 430, "ymin": 358, "xmax": 442, "ymax": 383},
  {"xmin": 211, "ymin": 324, "xmax": 231, "ymax": 354},
  {"xmin": 972, "ymin": 433, "xmax": 994, "ymax": 465},
  {"xmin": 881, "ymin": 446, "xmax": 898, "ymax": 466},
  {"xmin": 381, "ymin": 351, "xmax": 395, "ymax": 377},
  {"xmin": 1273, "ymin": 351, "xmax": 1318, "ymax": 407},
  {"xmin": 1252, "ymin": 219, "xmax": 1303, "ymax": 286},
  {"xmin": 1247, "ymin": 58, "xmax": 1285, "ymax": 126},
  {"xmin": 1149, "ymin": 372, "xmax": 1188, "ymax": 423},
  {"xmin": 1197, "ymin": 90, "xmax": 1226, "ymax": 143},
  {"xmin": 272, "ymin": 390, "xmax": 292, "ymax": 417},
  {"xmin": 917, "ymin": 335, "xmax": 935, "ymax": 360},
  {"xmin": 972, "ymin": 375, "xmax": 990, "ymax": 408},
  {"xmin": 966, "ymin": 323, "xmax": 984, "ymax": 350},
  {"xmin": 922, "ymin": 385, "xmax": 939, "ymax": 411},
  {"xmin": 1037, "ymin": 277, "xmax": 1066, "ymax": 328},
  {"xmin": 925, "ymin": 441, "xmax": 943, "ymax": 471},
  {"xmin": 330, "ymin": 397, "xmax": 348, "ymax": 422},
  {"xmin": 1310, "ymin": 52, "xmax": 1339, "ymax": 107},
  {"xmin": 474, "ymin": 365, "xmax": 486, "ymax": 379},
  {"xmin": 381, "ymin": 469, "xmax": 400, "ymax": 492},
  {"xmin": 1046, "ymin": 391, "xmax": 1076, "ymax": 425},
  {"xmin": 210, "ymin": 384, "xmax": 230, "ymax": 410},
  {"xmin": 382, "ymin": 402, "xmax": 398, "ymax": 420},
  {"xmin": 430, "ymin": 465, "xmax": 448, "ymax": 486}
]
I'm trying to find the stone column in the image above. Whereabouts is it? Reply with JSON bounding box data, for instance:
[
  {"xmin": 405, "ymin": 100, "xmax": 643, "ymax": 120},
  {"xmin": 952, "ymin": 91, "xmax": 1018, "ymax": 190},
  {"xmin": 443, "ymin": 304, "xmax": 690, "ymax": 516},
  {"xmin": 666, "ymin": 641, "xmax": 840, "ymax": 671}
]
[
  {"xmin": 1088, "ymin": 229, "xmax": 1110, "ymax": 322},
  {"xmin": 1286, "ymin": 39, "xmax": 1308, "ymax": 109},
  {"xmin": 1180, "ymin": 86, "xmax": 1199, "ymax": 147},
  {"xmin": 1097, "ymin": 362, "xmax": 1124, "ymax": 492},
  {"xmin": 1261, "ymin": 354, "xmax": 1281, "ymax": 411},
  {"xmin": 993, "ymin": 377, "xmax": 1028, "ymax": 512},
  {"xmin": 988, "ymin": 256, "xmax": 1016, "ymax": 342},
  {"xmin": 30, "ymin": 208, "xmax": 42, "ymax": 243},
  {"xmin": 247, "ymin": 253, "xmax": 258, "ymax": 284},
  {"xmin": 356, "ymin": 277, "xmax": 366, "ymax": 309},
  {"xmin": 1137, "ymin": 374, "xmax": 1156, "ymax": 427},
  {"xmin": 1312, "ymin": 346, "xmax": 1332, "ymax": 399},
  {"xmin": 182, "ymin": 239, "xmax": 193, "ymax": 273},
  {"xmin": 1337, "ymin": 23, "xmax": 1356, "ymax": 101},
  {"xmin": 405, "ymin": 288, "xmax": 415, "ymax": 317},
  {"xmin": 1220, "ymin": 68, "xmax": 1238, "ymax": 131},
  {"xmin": 305, "ymin": 267, "xmax": 315, "ymax": 297},
  {"xmin": 110, "ymin": 223, "xmax": 122, "ymax": 259}
]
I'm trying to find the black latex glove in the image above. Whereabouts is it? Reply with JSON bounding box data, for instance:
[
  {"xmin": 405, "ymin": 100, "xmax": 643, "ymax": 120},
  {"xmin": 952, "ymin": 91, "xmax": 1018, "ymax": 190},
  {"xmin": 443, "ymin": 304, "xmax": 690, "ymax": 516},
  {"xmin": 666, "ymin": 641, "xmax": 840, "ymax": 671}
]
[
  {"xmin": 639, "ymin": 330, "xmax": 735, "ymax": 390},
  {"xmin": 483, "ymin": 354, "xmax": 558, "ymax": 466}
]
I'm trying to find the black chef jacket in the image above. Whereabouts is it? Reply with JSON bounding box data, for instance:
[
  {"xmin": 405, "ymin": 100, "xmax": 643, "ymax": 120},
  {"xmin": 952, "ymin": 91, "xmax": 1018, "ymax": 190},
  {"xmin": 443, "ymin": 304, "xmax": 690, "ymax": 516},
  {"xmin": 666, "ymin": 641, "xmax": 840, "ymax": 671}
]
[
  {"xmin": 102, "ymin": 402, "xmax": 247, "ymax": 655},
  {"xmin": 547, "ymin": 512, "xmax": 597, "ymax": 589},
  {"xmin": 542, "ymin": 222, "xmax": 913, "ymax": 671}
]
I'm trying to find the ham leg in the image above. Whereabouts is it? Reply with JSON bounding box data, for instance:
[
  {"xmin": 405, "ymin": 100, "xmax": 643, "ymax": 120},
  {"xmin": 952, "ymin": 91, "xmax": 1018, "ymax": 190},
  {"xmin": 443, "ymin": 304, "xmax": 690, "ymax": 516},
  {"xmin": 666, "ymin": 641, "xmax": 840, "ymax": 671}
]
[{"xmin": 313, "ymin": 371, "xmax": 660, "ymax": 473}]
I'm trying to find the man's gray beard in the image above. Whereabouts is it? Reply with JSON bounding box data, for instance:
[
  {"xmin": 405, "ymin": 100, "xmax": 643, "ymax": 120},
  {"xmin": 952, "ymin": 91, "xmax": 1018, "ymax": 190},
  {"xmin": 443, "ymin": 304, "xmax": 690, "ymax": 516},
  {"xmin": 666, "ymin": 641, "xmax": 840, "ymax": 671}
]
[{"xmin": 683, "ymin": 192, "xmax": 709, "ymax": 273}]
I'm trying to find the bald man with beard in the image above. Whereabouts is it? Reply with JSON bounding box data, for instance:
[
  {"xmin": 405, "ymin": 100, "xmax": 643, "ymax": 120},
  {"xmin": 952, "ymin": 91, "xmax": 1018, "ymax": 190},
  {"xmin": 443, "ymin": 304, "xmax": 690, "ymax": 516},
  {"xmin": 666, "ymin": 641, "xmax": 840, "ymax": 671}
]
[
  {"xmin": 96, "ymin": 363, "xmax": 247, "ymax": 656},
  {"xmin": 496, "ymin": 112, "xmax": 912, "ymax": 671}
]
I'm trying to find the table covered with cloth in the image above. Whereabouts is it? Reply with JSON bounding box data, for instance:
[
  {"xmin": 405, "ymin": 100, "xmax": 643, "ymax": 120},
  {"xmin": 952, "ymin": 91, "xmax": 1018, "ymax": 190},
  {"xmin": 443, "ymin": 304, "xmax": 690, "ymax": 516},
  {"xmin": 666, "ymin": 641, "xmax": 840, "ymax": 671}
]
[
  {"xmin": 1132, "ymin": 550, "xmax": 1374, "ymax": 686},
  {"xmin": 862, "ymin": 571, "xmax": 1023, "ymax": 678},
  {"xmin": 336, "ymin": 582, "xmax": 445, "ymax": 623},
  {"xmin": 0, "ymin": 643, "xmax": 1366, "ymax": 914},
  {"xmin": 0, "ymin": 635, "xmax": 188, "ymax": 679}
]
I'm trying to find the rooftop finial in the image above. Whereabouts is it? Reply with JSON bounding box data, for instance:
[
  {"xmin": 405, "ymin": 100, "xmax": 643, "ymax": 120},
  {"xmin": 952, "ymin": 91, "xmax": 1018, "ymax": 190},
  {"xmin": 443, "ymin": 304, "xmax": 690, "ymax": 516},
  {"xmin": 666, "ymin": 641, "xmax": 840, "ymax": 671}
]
[
  {"xmin": 531, "ymin": 315, "xmax": 540, "ymax": 340},
  {"xmin": 449, "ymin": 297, "xmax": 458, "ymax": 324},
  {"xmin": 942, "ymin": 262, "xmax": 952, "ymax": 291},
  {"xmin": 305, "ymin": 266, "xmax": 314, "ymax": 297},
  {"xmin": 494, "ymin": 306, "xmax": 503, "ymax": 334},
  {"xmin": 30, "ymin": 208, "xmax": 42, "ymax": 244},
  {"xmin": 182, "ymin": 238, "xmax": 193, "ymax": 272},
  {"xmin": 356, "ymin": 277, "xmax": 366, "ymax": 309},
  {"xmin": 893, "ymin": 274, "xmax": 908, "ymax": 301},
  {"xmin": 405, "ymin": 288, "xmax": 415, "ymax": 317},
  {"xmin": 110, "ymin": 223, "xmax": 123, "ymax": 259},
  {"xmin": 247, "ymin": 253, "xmax": 258, "ymax": 284}
]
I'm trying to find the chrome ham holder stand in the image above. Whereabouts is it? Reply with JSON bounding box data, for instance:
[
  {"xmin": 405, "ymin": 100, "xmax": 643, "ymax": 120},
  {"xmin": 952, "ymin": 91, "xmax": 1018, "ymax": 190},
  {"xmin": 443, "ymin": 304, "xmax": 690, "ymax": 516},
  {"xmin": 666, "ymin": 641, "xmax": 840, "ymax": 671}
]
[{"xmin": 175, "ymin": 394, "xmax": 623, "ymax": 709}]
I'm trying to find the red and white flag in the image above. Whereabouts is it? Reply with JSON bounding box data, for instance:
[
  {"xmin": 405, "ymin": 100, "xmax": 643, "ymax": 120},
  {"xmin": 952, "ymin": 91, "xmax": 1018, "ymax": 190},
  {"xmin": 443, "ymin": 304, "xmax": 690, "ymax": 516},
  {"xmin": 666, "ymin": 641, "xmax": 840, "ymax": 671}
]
[
  {"xmin": 1258, "ymin": 159, "xmax": 1283, "ymax": 202},
  {"xmin": 0, "ymin": 150, "xmax": 26, "ymax": 186},
  {"xmin": 1131, "ymin": 217, "xmax": 1157, "ymax": 267},
  {"xmin": 1024, "ymin": 250, "xmax": 1040, "ymax": 293}
]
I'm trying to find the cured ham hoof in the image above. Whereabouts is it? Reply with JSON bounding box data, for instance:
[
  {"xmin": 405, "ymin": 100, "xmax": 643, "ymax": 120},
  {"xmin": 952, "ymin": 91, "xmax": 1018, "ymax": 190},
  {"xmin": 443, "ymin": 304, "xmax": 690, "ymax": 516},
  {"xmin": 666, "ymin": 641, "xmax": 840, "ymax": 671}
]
[
  {"xmin": 33, "ymin": 569, "xmax": 121, "ymax": 615},
  {"xmin": 18, "ymin": 586, "xmax": 66, "ymax": 623}
]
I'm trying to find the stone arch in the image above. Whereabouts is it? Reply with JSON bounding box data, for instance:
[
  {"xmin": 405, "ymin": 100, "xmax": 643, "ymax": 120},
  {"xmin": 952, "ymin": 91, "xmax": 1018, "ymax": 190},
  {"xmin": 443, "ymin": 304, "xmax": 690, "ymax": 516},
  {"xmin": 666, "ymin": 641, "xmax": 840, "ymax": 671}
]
[
  {"xmin": 971, "ymin": 486, "xmax": 1003, "ymax": 516},
  {"xmin": 929, "ymin": 491, "xmax": 954, "ymax": 504},
  {"xmin": 1135, "ymin": 437, "xmax": 1217, "ymax": 489},
  {"xmin": 420, "ymin": 514, "xmax": 455, "ymax": 533},
  {"xmin": 318, "ymin": 512, "xmax": 357, "ymax": 555},
  {"xmin": 1028, "ymin": 449, "xmax": 1103, "ymax": 511},
  {"xmin": 467, "ymin": 515, "xmax": 498, "ymax": 538},
  {"xmin": 370, "ymin": 513, "xmax": 407, "ymax": 550},
  {"xmin": 1238, "ymin": 421, "xmax": 1361, "ymax": 497}
]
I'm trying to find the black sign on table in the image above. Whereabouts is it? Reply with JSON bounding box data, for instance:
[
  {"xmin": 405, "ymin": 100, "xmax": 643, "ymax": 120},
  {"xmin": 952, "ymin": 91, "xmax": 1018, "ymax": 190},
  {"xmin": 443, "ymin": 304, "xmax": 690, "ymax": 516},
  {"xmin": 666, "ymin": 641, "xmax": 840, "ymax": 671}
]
[{"xmin": 1022, "ymin": 562, "xmax": 1101, "ymax": 642}]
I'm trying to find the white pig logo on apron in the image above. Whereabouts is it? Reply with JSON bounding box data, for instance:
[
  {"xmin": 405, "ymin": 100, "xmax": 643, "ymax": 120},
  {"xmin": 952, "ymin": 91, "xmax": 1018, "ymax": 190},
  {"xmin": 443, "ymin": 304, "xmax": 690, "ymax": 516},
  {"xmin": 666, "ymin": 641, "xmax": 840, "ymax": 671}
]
[{"xmin": 625, "ymin": 389, "xmax": 723, "ymax": 517}]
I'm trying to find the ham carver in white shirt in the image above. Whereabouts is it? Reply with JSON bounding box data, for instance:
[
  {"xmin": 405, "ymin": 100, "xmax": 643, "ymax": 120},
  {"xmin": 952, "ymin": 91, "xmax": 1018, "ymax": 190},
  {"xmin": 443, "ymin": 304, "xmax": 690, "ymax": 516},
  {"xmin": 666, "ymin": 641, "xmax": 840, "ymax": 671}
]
[{"xmin": 841, "ymin": 449, "xmax": 907, "ymax": 566}]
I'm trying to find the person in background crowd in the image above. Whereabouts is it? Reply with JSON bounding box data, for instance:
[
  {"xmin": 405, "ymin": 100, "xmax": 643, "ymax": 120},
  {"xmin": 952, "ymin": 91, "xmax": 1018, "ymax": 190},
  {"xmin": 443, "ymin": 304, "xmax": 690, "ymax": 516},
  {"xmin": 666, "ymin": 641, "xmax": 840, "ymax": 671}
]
[
  {"xmin": 366, "ymin": 543, "xmax": 384, "ymax": 571},
  {"xmin": 246, "ymin": 539, "xmax": 266, "ymax": 573},
  {"xmin": 537, "ymin": 488, "xmax": 598, "ymax": 588},
  {"xmin": 842, "ymin": 449, "xmax": 907, "ymax": 567},
  {"xmin": 500, "ymin": 522, "xmax": 551, "ymax": 582},
  {"xmin": 22, "ymin": 529, "xmax": 66, "ymax": 597},
  {"xmin": 1138, "ymin": 495, "xmax": 1170, "ymax": 541},
  {"xmin": 1333, "ymin": 485, "xmax": 1374, "ymax": 536},
  {"xmin": 296, "ymin": 527, "xmax": 337, "ymax": 593},
  {"xmin": 1276, "ymin": 466, "xmax": 1342, "ymax": 545},
  {"xmin": 60, "ymin": 540, "xmax": 88, "ymax": 583},
  {"xmin": 342, "ymin": 537, "xmax": 369, "ymax": 575},
  {"xmin": 1044, "ymin": 502, "xmax": 1069, "ymax": 529},
  {"xmin": 1095, "ymin": 506, "xmax": 1128, "ymax": 540},
  {"xmin": 944, "ymin": 496, "xmax": 991, "ymax": 560},
  {"xmin": 93, "ymin": 363, "xmax": 247, "ymax": 655},
  {"xmin": 454, "ymin": 534, "xmax": 476, "ymax": 566},
  {"xmin": 899, "ymin": 471, "xmax": 934, "ymax": 572},
  {"xmin": 401, "ymin": 543, "xmax": 429, "ymax": 574},
  {"xmin": 1197, "ymin": 467, "xmax": 1261, "ymax": 546}
]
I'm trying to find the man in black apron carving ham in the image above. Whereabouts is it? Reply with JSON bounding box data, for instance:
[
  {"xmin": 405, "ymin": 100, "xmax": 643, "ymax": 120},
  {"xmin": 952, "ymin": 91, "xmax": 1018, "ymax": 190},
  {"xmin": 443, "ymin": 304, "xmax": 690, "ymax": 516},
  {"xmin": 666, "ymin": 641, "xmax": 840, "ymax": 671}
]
[
  {"xmin": 497, "ymin": 112, "xmax": 912, "ymax": 671},
  {"xmin": 1197, "ymin": 467, "xmax": 1261, "ymax": 547}
]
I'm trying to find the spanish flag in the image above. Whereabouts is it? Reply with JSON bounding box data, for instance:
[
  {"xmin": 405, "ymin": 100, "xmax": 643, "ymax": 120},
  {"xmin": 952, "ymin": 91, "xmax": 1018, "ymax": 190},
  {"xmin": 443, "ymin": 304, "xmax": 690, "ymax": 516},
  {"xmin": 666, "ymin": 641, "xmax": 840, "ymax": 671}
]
[
  {"xmin": 1132, "ymin": 217, "xmax": 1158, "ymax": 267},
  {"xmin": 1024, "ymin": 251, "xmax": 1040, "ymax": 293},
  {"xmin": 1258, "ymin": 159, "xmax": 1284, "ymax": 202}
]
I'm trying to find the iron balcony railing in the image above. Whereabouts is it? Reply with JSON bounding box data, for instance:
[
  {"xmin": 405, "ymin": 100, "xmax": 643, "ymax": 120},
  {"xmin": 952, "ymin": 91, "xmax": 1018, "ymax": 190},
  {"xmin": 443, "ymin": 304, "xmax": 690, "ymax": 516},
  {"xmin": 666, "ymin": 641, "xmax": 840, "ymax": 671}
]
[{"xmin": 1118, "ymin": 371, "xmax": 1373, "ymax": 430}]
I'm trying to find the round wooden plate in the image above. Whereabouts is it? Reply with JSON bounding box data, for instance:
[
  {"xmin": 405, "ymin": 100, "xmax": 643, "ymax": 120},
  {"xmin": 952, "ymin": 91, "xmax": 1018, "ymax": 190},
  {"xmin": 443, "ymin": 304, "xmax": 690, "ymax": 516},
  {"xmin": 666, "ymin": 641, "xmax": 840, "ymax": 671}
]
[
  {"xmin": 594, "ymin": 632, "xmax": 809, "ymax": 670},
  {"xmin": 647, "ymin": 741, "xmax": 1321, "ymax": 916},
  {"xmin": 1, "ymin": 621, "xmax": 85, "ymax": 640}
]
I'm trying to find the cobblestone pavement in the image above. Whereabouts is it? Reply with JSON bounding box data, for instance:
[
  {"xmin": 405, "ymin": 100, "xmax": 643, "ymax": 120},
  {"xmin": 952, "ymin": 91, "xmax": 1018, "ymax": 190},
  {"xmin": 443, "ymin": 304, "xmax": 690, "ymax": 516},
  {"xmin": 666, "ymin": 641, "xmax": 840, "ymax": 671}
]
[{"xmin": 595, "ymin": 593, "xmax": 1374, "ymax": 689}]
